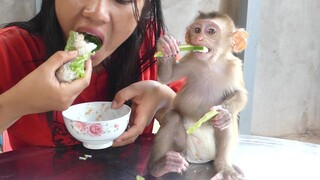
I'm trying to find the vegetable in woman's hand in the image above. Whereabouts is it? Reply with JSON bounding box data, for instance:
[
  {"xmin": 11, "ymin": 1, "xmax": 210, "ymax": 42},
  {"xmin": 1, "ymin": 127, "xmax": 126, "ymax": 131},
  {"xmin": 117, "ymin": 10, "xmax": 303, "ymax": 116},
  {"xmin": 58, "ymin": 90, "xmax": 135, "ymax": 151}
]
[{"xmin": 56, "ymin": 31, "xmax": 101, "ymax": 83}]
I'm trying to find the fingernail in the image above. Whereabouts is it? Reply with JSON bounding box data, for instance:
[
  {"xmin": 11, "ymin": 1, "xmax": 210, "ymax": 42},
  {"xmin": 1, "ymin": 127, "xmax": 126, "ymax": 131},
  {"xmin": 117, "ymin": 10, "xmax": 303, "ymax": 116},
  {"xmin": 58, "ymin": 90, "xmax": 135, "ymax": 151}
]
[
  {"xmin": 68, "ymin": 50, "xmax": 78, "ymax": 56},
  {"xmin": 111, "ymin": 101, "xmax": 117, "ymax": 109}
]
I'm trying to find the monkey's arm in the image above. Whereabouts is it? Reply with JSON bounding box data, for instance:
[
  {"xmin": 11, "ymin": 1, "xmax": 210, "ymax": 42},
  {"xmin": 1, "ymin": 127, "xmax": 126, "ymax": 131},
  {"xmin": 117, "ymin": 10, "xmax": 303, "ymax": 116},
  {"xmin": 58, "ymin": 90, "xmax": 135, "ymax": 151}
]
[
  {"xmin": 157, "ymin": 57, "xmax": 189, "ymax": 84},
  {"xmin": 220, "ymin": 87, "xmax": 248, "ymax": 117}
]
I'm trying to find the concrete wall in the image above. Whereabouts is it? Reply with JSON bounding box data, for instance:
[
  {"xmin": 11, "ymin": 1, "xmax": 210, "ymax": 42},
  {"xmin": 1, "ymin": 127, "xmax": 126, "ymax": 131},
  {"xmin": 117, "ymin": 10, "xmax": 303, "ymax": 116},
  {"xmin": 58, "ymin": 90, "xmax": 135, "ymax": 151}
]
[
  {"xmin": 251, "ymin": 0, "xmax": 320, "ymax": 136},
  {"xmin": 163, "ymin": 0, "xmax": 320, "ymax": 137},
  {"xmin": 0, "ymin": 0, "xmax": 37, "ymax": 25}
]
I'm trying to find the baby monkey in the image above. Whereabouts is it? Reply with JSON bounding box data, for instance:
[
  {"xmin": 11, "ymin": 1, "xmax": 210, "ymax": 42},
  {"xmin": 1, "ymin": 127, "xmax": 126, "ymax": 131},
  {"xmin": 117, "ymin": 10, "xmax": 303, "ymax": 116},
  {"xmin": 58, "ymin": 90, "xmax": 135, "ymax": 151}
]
[{"xmin": 148, "ymin": 11, "xmax": 249, "ymax": 180}]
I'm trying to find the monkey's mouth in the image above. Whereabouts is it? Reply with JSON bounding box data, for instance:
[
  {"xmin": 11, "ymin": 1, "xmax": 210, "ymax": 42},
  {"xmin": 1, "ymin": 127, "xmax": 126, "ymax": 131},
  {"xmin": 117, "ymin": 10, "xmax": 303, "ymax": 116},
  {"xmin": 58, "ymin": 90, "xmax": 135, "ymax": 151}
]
[{"xmin": 206, "ymin": 48, "xmax": 212, "ymax": 53}]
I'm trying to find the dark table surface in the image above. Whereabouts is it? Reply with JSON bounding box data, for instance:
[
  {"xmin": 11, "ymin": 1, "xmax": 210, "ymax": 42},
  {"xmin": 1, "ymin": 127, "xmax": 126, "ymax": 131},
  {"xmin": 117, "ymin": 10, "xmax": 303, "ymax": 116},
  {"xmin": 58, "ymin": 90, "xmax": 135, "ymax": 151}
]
[
  {"xmin": 1, "ymin": 135, "xmax": 319, "ymax": 180},
  {"xmin": 0, "ymin": 135, "xmax": 223, "ymax": 180}
]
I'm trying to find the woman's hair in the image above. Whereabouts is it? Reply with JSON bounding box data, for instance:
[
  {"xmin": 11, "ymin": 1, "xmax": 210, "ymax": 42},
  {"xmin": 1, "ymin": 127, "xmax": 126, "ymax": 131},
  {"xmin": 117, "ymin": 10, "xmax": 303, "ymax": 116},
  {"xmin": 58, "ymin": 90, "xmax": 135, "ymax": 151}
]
[
  {"xmin": 106, "ymin": 0, "xmax": 165, "ymax": 98},
  {"xmin": 6, "ymin": 0, "xmax": 165, "ymax": 99}
]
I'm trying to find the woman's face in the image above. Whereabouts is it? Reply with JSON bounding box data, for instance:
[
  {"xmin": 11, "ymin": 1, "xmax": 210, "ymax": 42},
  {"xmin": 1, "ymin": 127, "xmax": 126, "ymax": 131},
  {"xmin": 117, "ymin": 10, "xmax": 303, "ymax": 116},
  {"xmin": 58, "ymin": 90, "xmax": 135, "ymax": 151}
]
[{"xmin": 55, "ymin": 0, "xmax": 145, "ymax": 67}]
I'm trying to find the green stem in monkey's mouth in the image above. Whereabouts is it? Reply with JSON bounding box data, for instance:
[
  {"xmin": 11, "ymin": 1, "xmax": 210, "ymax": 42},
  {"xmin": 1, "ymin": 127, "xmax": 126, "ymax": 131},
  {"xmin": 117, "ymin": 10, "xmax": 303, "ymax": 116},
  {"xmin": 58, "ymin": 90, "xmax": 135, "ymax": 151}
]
[
  {"xmin": 179, "ymin": 44, "xmax": 209, "ymax": 53},
  {"xmin": 154, "ymin": 44, "xmax": 209, "ymax": 58}
]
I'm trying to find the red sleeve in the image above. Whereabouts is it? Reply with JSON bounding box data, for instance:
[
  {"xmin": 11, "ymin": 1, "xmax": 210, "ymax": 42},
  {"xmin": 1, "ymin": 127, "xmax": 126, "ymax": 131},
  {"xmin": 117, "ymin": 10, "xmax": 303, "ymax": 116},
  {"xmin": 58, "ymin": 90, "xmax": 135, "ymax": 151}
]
[
  {"xmin": 0, "ymin": 26, "xmax": 46, "ymax": 93},
  {"xmin": 0, "ymin": 26, "xmax": 51, "ymax": 152}
]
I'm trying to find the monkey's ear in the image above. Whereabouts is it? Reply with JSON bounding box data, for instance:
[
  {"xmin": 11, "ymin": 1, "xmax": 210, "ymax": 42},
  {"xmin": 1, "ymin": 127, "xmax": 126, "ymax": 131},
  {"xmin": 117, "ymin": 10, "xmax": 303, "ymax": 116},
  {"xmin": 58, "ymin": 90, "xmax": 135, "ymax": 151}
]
[{"xmin": 232, "ymin": 28, "xmax": 249, "ymax": 53}]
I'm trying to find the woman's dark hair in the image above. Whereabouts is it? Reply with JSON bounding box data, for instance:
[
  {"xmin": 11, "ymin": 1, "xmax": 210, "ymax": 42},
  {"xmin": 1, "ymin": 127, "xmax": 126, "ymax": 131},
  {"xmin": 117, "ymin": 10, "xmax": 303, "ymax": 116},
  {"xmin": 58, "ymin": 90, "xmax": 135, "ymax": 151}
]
[
  {"xmin": 106, "ymin": 0, "xmax": 165, "ymax": 98},
  {"xmin": 6, "ymin": 0, "xmax": 165, "ymax": 99}
]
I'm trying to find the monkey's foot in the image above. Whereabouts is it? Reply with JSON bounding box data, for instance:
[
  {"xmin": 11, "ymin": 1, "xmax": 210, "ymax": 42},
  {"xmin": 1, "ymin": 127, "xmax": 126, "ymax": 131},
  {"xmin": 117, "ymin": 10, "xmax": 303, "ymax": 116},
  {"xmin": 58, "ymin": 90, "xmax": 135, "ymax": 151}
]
[
  {"xmin": 211, "ymin": 167, "xmax": 245, "ymax": 180},
  {"xmin": 149, "ymin": 151, "xmax": 189, "ymax": 177}
]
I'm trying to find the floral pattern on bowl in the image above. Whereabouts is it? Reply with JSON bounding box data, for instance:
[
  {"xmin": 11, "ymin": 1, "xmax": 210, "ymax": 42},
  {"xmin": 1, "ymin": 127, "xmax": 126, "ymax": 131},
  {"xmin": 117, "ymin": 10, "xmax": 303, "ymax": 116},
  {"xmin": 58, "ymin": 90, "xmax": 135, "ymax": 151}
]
[
  {"xmin": 71, "ymin": 121, "xmax": 120, "ymax": 137},
  {"xmin": 62, "ymin": 101, "xmax": 131, "ymax": 149}
]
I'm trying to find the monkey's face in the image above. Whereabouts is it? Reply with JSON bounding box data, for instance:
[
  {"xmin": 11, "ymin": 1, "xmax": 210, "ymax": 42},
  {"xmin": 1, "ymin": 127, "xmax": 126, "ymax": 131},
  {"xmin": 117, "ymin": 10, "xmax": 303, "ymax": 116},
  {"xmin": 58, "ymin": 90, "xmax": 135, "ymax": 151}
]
[{"xmin": 186, "ymin": 19, "xmax": 224, "ymax": 61}]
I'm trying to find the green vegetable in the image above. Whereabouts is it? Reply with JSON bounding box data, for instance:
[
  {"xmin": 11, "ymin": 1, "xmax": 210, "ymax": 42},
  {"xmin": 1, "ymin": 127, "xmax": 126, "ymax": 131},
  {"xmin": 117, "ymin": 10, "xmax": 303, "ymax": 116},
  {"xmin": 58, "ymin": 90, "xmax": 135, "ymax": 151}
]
[
  {"xmin": 56, "ymin": 31, "xmax": 103, "ymax": 82},
  {"xmin": 57, "ymin": 31, "xmax": 102, "ymax": 82},
  {"xmin": 69, "ymin": 51, "xmax": 92, "ymax": 78},
  {"xmin": 64, "ymin": 31, "xmax": 77, "ymax": 51},
  {"xmin": 136, "ymin": 175, "xmax": 145, "ymax": 180},
  {"xmin": 186, "ymin": 110, "xmax": 219, "ymax": 135},
  {"xmin": 154, "ymin": 44, "xmax": 209, "ymax": 58},
  {"xmin": 65, "ymin": 32, "xmax": 94, "ymax": 78}
]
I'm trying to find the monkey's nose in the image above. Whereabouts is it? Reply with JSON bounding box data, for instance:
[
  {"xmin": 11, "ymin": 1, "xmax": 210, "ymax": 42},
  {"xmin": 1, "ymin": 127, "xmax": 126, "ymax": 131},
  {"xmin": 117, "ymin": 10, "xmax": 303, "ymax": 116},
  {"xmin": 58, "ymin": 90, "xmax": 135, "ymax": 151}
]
[
  {"xmin": 197, "ymin": 38, "xmax": 203, "ymax": 41},
  {"xmin": 196, "ymin": 36, "xmax": 204, "ymax": 41}
]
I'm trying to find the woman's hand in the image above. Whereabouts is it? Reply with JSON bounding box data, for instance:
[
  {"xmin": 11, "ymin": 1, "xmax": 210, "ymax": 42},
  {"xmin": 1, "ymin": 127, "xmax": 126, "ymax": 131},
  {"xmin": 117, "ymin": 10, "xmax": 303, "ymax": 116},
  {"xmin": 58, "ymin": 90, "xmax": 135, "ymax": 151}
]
[
  {"xmin": 0, "ymin": 50, "xmax": 92, "ymax": 131},
  {"xmin": 157, "ymin": 35, "xmax": 180, "ymax": 59},
  {"xmin": 111, "ymin": 80, "xmax": 176, "ymax": 147}
]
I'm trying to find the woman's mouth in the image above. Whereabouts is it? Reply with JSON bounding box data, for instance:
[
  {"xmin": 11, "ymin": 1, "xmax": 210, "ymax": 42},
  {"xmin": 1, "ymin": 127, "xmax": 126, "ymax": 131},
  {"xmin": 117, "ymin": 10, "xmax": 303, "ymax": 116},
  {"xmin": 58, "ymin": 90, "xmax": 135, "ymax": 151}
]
[{"xmin": 81, "ymin": 32, "xmax": 103, "ymax": 53}]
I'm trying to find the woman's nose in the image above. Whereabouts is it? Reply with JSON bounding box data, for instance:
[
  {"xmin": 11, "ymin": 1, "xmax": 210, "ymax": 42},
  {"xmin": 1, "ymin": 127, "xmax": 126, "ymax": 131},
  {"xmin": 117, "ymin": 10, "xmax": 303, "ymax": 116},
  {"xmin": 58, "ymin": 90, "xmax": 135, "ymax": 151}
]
[{"xmin": 82, "ymin": 0, "xmax": 110, "ymax": 24}]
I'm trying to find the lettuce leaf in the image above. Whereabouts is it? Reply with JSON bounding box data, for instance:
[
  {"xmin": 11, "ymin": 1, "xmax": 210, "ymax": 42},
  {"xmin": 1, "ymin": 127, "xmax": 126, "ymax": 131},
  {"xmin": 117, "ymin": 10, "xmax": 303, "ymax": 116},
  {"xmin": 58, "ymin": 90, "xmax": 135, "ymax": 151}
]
[
  {"xmin": 186, "ymin": 110, "xmax": 219, "ymax": 135},
  {"xmin": 66, "ymin": 31, "xmax": 95, "ymax": 78},
  {"xmin": 56, "ymin": 31, "xmax": 99, "ymax": 82}
]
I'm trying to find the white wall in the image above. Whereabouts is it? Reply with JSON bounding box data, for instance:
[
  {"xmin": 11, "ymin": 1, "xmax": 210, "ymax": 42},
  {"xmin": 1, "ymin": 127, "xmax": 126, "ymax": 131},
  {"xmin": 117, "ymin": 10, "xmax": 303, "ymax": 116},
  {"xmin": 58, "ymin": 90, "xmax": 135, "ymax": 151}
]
[
  {"xmin": 251, "ymin": 0, "xmax": 320, "ymax": 136},
  {"xmin": 0, "ymin": 0, "xmax": 37, "ymax": 25},
  {"xmin": 162, "ymin": 0, "xmax": 320, "ymax": 137}
]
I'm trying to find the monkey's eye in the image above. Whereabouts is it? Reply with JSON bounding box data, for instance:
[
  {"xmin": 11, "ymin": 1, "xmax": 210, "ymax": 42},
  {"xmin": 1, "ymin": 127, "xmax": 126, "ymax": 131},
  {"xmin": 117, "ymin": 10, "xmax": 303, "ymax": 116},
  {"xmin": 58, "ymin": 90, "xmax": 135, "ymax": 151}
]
[
  {"xmin": 194, "ymin": 28, "xmax": 201, "ymax": 34},
  {"xmin": 207, "ymin": 28, "xmax": 216, "ymax": 35}
]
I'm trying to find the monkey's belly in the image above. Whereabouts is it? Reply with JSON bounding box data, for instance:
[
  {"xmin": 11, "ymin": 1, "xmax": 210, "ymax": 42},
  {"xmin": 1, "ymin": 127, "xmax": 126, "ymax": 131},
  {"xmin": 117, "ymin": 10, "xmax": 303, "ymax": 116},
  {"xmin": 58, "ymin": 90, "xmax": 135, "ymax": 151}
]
[{"xmin": 183, "ymin": 120, "xmax": 216, "ymax": 163}]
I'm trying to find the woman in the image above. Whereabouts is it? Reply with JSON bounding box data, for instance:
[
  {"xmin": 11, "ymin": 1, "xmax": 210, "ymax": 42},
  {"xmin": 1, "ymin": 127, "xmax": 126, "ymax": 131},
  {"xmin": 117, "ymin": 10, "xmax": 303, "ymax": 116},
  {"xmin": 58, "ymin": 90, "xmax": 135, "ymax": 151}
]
[{"xmin": 0, "ymin": 0, "xmax": 183, "ymax": 152}]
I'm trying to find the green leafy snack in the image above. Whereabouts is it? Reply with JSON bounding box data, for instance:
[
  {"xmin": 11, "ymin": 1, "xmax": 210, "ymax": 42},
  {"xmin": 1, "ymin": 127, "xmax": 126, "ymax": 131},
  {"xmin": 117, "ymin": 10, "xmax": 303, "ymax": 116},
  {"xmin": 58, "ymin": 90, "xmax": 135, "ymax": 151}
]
[
  {"xmin": 154, "ymin": 44, "xmax": 209, "ymax": 58},
  {"xmin": 136, "ymin": 175, "xmax": 145, "ymax": 180},
  {"xmin": 186, "ymin": 110, "xmax": 219, "ymax": 135},
  {"xmin": 56, "ymin": 31, "xmax": 101, "ymax": 83}
]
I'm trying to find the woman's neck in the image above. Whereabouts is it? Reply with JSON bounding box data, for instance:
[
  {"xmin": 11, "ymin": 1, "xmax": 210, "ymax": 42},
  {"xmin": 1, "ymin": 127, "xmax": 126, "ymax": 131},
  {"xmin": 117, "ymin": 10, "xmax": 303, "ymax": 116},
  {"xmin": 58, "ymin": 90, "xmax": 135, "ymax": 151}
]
[{"xmin": 92, "ymin": 63, "xmax": 106, "ymax": 73}]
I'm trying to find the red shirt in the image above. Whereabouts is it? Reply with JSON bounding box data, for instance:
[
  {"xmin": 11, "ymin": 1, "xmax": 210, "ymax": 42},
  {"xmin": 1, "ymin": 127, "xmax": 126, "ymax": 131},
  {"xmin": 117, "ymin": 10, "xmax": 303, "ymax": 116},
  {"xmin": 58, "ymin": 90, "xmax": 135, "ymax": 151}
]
[{"xmin": 0, "ymin": 26, "xmax": 183, "ymax": 152}]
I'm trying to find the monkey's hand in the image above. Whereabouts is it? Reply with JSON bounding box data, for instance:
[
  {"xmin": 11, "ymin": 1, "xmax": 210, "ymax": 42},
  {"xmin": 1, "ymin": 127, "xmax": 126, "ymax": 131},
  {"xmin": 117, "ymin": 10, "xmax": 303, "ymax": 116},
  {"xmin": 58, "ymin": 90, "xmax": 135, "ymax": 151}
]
[
  {"xmin": 149, "ymin": 151, "xmax": 189, "ymax": 177},
  {"xmin": 156, "ymin": 35, "xmax": 180, "ymax": 59},
  {"xmin": 210, "ymin": 105, "xmax": 231, "ymax": 130},
  {"xmin": 211, "ymin": 167, "xmax": 246, "ymax": 180}
]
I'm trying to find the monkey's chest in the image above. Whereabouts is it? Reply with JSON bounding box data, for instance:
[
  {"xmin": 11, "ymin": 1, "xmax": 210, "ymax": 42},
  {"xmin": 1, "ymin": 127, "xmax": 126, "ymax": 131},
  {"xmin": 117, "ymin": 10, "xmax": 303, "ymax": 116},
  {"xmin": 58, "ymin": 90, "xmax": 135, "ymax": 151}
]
[
  {"xmin": 183, "ymin": 119, "xmax": 216, "ymax": 163},
  {"xmin": 175, "ymin": 81, "xmax": 225, "ymax": 118}
]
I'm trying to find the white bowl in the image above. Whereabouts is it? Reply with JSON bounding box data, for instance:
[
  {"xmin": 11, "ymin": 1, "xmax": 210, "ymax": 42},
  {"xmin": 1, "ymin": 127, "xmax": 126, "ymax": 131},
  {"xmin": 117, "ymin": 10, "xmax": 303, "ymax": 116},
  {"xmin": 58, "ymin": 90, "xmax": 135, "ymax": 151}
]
[{"xmin": 62, "ymin": 101, "xmax": 131, "ymax": 149}]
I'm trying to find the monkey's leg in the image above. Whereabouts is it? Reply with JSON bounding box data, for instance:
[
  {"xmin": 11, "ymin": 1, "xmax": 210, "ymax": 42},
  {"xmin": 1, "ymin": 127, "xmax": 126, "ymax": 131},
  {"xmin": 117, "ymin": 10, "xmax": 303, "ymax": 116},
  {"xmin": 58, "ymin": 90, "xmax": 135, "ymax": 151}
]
[
  {"xmin": 212, "ymin": 122, "xmax": 245, "ymax": 180},
  {"xmin": 148, "ymin": 110, "xmax": 188, "ymax": 177}
]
